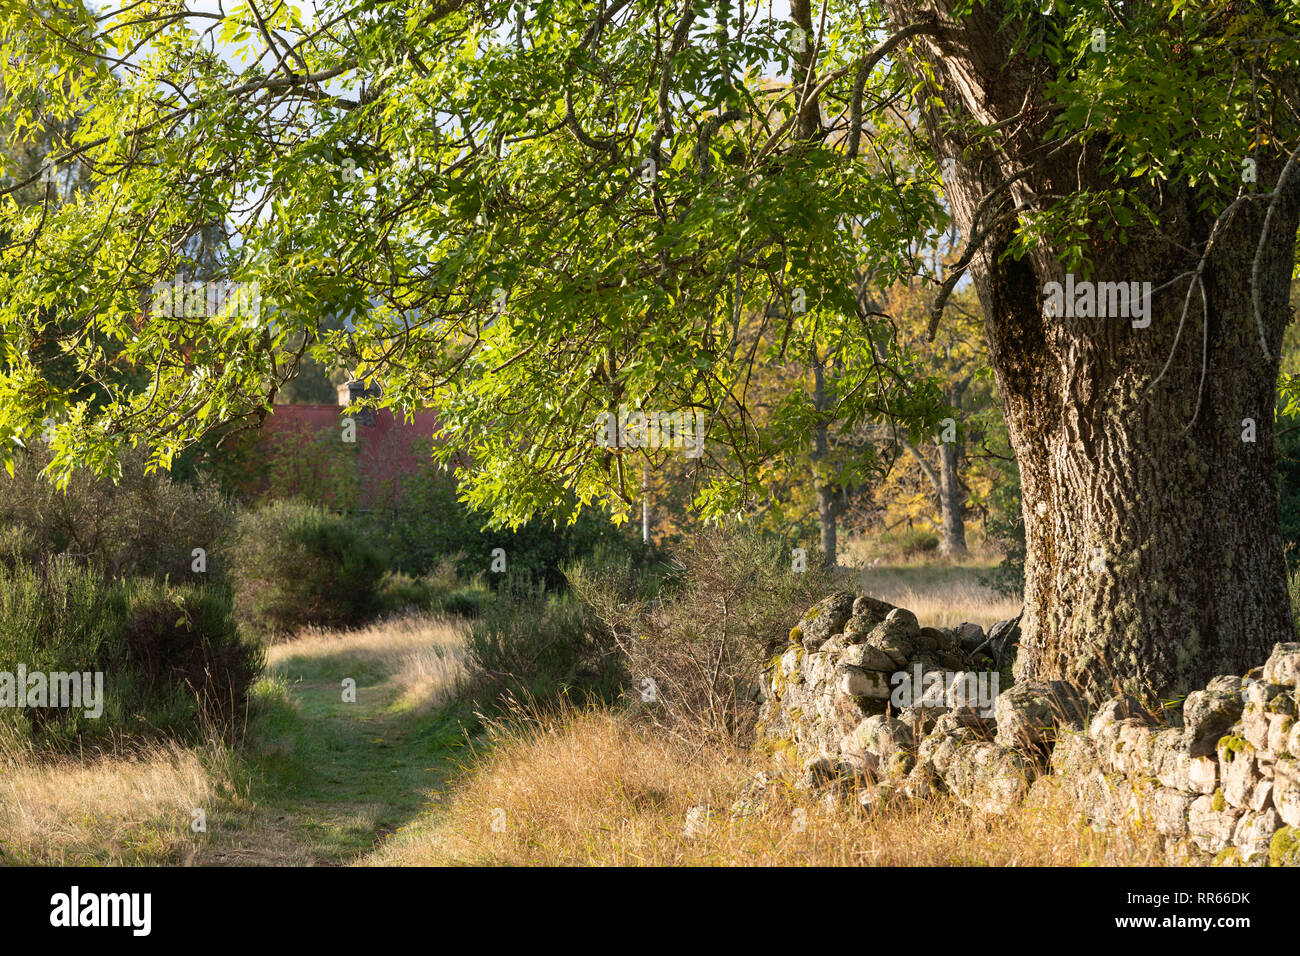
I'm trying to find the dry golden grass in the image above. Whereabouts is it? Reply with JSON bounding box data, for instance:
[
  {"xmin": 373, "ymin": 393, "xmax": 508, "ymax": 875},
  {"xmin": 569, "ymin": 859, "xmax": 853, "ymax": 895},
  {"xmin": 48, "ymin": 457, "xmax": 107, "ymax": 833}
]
[
  {"xmin": 0, "ymin": 737, "xmax": 229, "ymax": 865},
  {"xmin": 0, "ymin": 613, "xmax": 467, "ymax": 867},
  {"xmin": 369, "ymin": 707, "xmax": 1166, "ymax": 866},
  {"xmin": 850, "ymin": 564, "xmax": 1022, "ymax": 629},
  {"xmin": 269, "ymin": 612, "xmax": 468, "ymax": 713}
]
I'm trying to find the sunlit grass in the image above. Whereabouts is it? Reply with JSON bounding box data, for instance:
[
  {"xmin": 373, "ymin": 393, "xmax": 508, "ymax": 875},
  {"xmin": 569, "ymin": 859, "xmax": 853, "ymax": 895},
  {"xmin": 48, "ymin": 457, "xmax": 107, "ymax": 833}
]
[{"xmin": 369, "ymin": 706, "xmax": 1165, "ymax": 867}]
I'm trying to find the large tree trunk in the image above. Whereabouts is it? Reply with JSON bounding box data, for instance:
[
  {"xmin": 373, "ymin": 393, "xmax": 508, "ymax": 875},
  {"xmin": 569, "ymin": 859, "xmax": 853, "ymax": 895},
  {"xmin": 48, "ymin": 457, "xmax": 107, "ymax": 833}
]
[{"xmin": 882, "ymin": 0, "xmax": 1300, "ymax": 702}]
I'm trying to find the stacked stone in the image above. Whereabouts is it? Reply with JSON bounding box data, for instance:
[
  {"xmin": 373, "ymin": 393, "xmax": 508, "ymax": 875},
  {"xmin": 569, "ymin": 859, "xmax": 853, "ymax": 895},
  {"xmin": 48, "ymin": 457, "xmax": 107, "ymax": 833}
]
[
  {"xmin": 1071, "ymin": 645, "xmax": 1300, "ymax": 865},
  {"xmin": 758, "ymin": 590, "xmax": 1300, "ymax": 866},
  {"xmin": 758, "ymin": 590, "xmax": 1017, "ymax": 809},
  {"xmin": 759, "ymin": 591, "xmax": 986, "ymax": 790}
]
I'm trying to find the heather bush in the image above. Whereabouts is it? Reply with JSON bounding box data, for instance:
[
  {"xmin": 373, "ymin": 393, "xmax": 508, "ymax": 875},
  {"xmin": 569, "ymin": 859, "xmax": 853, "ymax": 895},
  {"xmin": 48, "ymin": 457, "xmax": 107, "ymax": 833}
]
[
  {"xmin": 0, "ymin": 561, "xmax": 262, "ymax": 753},
  {"xmin": 0, "ymin": 445, "xmax": 233, "ymax": 581},
  {"xmin": 226, "ymin": 501, "xmax": 387, "ymax": 639},
  {"xmin": 568, "ymin": 527, "xmax": 833, "ymax": 742}
]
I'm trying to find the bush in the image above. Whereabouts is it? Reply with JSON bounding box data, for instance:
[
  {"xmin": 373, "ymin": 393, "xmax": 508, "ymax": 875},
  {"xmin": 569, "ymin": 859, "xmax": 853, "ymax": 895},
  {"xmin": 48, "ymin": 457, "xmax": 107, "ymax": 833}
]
[
  {"xmin": 568, "ymin": 526, "xmax": 834, "ymax": 743},
  {"xmin": 1278, "ymin": 423, "xmax": 1300, "ymax": 571},
  {"xmin": 0, "ymin": 444, "xmax": 233, "ymax": 581},
  {"xmin": 226, "ymin": 501, "xmax": 387, "ymax": 639},
  {"xmin": 120, "ymin": 579, "xmax": 264, "ymax": 729},
  {"xmin": 464, "ymin": 577, "xmax": 624, "ymax": 706},
  {"xmin": 887, "ymin": 527, "xmax": 942, "ymax": 559},
  {"xmin": 0, "ymin": 561, "xmax": 262, "ymax": 752},
  {"xmin": 378, "ymin": 559, "xmax": 490, "ymax": 618},
  {"xmin": 362, "ymin": 462, "xmax": 650, "ymax": 589},
  {"xmin": 1289, "ymin": 563, "xmax": 1300, "ymax": 639}
]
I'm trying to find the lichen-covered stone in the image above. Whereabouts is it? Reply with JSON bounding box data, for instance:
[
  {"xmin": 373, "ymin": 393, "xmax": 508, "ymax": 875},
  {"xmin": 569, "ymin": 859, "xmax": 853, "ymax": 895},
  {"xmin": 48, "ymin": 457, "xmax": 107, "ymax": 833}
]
[
  {"xmin": 798, "ymin": 592, "xmax": 856, "ymax": 652},
  {"xmin": 766, "ymin": 593, "xmax": 1300, "ymax": 865},
  {"xmin": 837, "ymin": 665, "xmax": 891, "ymax": 700},
  {"xmin": 850, "ymin": 714, "xmax": 913, "ymax": 763},
  {"xmin": 884, "ymin": 607, "xmax": 920, "ymax": 633},
  {"xmin": 1270, "ymin": 825, "xmax": 1300, "ymax": 866},
  {"xmin": 994, "ymin": 680, "xmax": 1086, "ymax": 753},
  {"xmin": 1274, "ymin": 757, "xmax": 1300, "ymax": 827},
  {"xmin": 896, "ymin": 704, "xmax": 941, "ymax": 739},
  {"xmin": 978, "ymin": 615, "xmax": 1022, "ymax": 670},
  {"xmin": 1150, "ymin": 728, "xmax": 1192, "ymax": 791},
  {"xmin": 1183, "ymin": 680, "xmax": 1246, "ymax": 757},
  {"xmin": 953, "ymin": 621, "xmax": 985, "ymax": 655},
  {"xmin": 931, "ymin": 707, "xmax": 995, "ymax": 738},
  {"xmin": 1262, "ymin": 712, "xmax": 1292, "ymax": 755},
  {"xmin": 1263, "ymin": 642, "xmax": 1300, "ymax": 688},
  {"xmin": 836, "ymin": 731, "xmax": 880, "ymax": 781},
  {"xmin": 839, "ymin": 642, "xmax": 899, "ymax": 673},
  {"xmin": 940, "ymin": 741, "xmax": 1033, "ymax": 814},
  {"xmin": 1152, "ymin": 787, "xmax": 1197, "ymax": 837},
  {"xmin": 850, "ymin": 595, "xmax": 897, "ymax": 630},
  {"xmin": 1049, "ymin": 731, "xmax": 1098, "ymax": 778},
  {"xmin": 917, "ymin": 727, "xmax": 976, "ymax": 776},
  {"xmin": 861, "ymin": 611, "xmax": 921, "ymax": 670},
  {"xmin": 1188, "ymin": 794, "xmax": 1244, "ymax": 853},
  {"xmin": 902, "ymin": 764, "xmax": 937, "ymax": 800},
  {"xmin": 1218, "ymin": 738, "xmax": 1262, "ymax": 809},
  {"xmin": 1115, "ymin": 719, "xmax": 1157, "ymax": 775},
  {"xmin": 1233, "ymin": 808, "xmax": 1281, "ymax": 862},
  {"xmin": 1189, "ymin": 756, "xmax": 1218, "ymax": 794},
  {"xmin": 1088, "ymin": 695, "xmax": 1149, "ymax": 740},
  {"xmin": 1242, "ymin": 681, "xmax": 1292, "ymax": 750}
]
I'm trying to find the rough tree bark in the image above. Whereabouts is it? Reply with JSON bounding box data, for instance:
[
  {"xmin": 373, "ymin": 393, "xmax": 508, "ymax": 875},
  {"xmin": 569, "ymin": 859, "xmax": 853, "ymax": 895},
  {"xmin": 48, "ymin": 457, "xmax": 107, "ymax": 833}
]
[{"xmin": 881, "ymin": 0, "xmax": 1300, "ymax": 701}]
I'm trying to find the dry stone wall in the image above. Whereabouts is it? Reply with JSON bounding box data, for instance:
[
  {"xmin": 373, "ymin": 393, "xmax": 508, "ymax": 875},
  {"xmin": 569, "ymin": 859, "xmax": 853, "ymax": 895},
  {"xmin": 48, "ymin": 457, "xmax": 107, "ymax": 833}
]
[{"xmin": 756, "ymin": 590, "xmax": 1300, "ymax": 866}]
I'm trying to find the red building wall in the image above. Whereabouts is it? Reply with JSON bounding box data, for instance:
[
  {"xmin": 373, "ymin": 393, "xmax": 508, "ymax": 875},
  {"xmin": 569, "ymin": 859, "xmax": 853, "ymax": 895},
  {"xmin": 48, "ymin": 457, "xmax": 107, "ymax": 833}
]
[{"xmin": 245, "ymin": 404, "xmax": 448, "ymax": 510}]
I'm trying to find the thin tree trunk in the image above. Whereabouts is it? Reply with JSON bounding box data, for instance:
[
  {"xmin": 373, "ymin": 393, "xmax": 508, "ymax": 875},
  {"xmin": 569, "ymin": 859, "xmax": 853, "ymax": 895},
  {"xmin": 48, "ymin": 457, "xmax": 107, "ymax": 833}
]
[
  {"xmin": 937, "ymin": 437, "xmax": 966, "ymax": 558},
  {"xmin": 811, "ymin": 357, "xmax": 837, "ymax": 567},
  {"xmin": 938, "ymin": 380, "xmax": 968, "ymax": 557},
  {"xmin": 901, "ymin": 430, "xmax": 967, "ymax": 557},
  {"xmin": 641, "ymin": 465, "xmax": 650, "ymax": 544}
]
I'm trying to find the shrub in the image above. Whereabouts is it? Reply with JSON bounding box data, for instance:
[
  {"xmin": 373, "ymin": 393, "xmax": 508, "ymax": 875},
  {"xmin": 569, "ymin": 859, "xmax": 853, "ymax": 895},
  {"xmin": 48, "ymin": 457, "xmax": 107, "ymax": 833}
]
[
  {"xmin": 119, "ymin": 579, "xmax": 264, "ymax": 729},
  {"xmin": 378, "ymin": 560, "xmax": 489, "ymax": 618},
  {"xmin": 1278, "ymin": 422, "xmax": 1300, "ymax": 571},
  {"xmin": 877, "ymin": 526, "xmax": 941, "ymax": 559},
  {"xmin": 440, "ymin": 589, "xmax": 487, "ymax": 618},
  {"xmin": 464, "ymin": 577, "xmax": 624, "ymax": 706},
  {"xmin": 363, "ymin": 462, "xmax": 649, "ymax": 589},
  {"xmin": 568, "ymin": 526, "xmax": 833, "ymax": 743},
  {"xmin": 0, "ymin": 561, "xmax": 262, "ymax": 753},
  {"xmin": 0, "ymin": 444, "xmax": 233, "ymax": 582},
  {"xmin": 226, "ymin": 501, "xmax": 387, "ymax": 639}
]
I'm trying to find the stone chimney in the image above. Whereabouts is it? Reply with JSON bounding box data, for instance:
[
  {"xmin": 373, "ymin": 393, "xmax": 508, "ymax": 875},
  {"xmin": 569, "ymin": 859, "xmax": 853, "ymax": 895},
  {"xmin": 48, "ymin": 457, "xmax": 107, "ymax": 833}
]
[{"xmin": 337, "ymin": 379, "xmax": 378, "ymax": 426}]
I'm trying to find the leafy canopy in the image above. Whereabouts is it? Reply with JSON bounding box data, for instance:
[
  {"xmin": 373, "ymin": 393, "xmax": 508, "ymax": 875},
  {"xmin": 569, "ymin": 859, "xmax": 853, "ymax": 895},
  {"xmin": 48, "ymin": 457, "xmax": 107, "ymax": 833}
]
[{"xmin": 2, "ymin": 0, "xmax": 1297, "ymax": 526}]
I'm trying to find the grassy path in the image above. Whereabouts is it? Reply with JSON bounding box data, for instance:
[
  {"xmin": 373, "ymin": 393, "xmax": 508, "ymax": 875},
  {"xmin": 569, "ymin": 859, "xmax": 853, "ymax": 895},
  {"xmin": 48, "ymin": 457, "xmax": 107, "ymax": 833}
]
[{"xmin": 199, "ymin": 616, "xmax": 475, "ymax": 865}]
